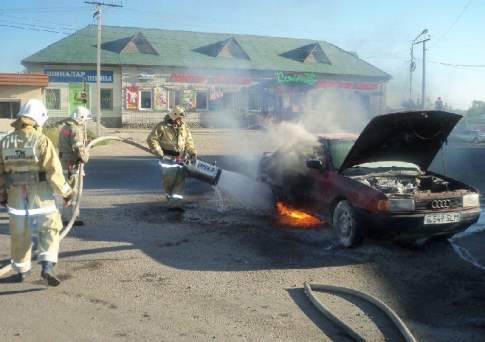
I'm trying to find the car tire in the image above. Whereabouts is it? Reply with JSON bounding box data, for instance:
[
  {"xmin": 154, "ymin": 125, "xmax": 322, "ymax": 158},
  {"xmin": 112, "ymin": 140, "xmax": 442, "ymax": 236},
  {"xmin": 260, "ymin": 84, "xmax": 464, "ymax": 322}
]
[{"xmin": 332, "ymin": 200, "xmax": 363, "ymax": 248}]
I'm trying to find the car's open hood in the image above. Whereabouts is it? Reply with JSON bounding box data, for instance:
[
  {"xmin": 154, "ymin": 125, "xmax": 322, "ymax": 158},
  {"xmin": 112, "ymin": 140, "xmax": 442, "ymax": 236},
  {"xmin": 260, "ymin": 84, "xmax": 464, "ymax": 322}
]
[{"xmin": 339, "ymin": 111, "xmax": 462, "ymax": 172}]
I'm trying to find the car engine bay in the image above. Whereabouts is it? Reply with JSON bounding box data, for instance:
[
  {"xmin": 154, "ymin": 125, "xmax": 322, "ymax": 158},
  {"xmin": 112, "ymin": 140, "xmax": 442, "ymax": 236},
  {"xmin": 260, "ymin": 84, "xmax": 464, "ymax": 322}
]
[{"xmin": 353, "ymin": 173, "xmax": 470, "ymax": 196}]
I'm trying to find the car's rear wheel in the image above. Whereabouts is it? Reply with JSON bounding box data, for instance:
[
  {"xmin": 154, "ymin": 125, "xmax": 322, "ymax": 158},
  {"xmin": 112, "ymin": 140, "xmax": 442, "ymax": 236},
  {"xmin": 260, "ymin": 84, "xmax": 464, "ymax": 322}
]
[{"xmin": 332, "ymin": 200, "xmax": 363, "ymax": 248}]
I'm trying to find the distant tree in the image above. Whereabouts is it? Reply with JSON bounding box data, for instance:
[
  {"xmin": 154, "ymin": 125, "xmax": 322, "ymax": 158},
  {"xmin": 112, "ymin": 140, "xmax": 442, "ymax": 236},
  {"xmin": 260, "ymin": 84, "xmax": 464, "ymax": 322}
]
[{"xmin": 467, "ymin": 100, "xmax": 485, "ymax": 117}]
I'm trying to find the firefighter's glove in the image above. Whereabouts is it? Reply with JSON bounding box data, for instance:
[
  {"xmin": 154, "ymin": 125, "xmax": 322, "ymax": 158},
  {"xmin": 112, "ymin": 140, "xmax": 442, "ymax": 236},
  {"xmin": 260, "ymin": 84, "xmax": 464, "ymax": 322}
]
[
  {"xmin": 0, "ymin": 191, "xmax": 7, "ymax": 207},
  {"xmin": 161, "ymin": 155, "xmax": 174, "ymax": 163},
  {"xmin": 63, "ymin": 192, "xmax": 74, "ymax": 208},
  {"xmin": 175, "ymin": 156, "xmax": 185, "ymax": 165}
]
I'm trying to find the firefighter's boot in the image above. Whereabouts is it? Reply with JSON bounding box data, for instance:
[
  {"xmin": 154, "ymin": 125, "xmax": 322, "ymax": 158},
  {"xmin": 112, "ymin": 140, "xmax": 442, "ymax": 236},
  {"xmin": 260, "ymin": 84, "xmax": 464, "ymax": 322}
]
[
  {"xmin": 41, "ymin": 261, "xmax": 61, "ymax": 287},
  {"xmin": 13, "ymin": 270, "xmax": 31, "ymax": 283}
]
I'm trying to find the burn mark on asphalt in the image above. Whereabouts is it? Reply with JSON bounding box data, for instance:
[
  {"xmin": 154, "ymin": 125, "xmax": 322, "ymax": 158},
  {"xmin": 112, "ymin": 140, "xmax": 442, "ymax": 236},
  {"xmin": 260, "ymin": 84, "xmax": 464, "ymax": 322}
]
[
  {"xmin": 157, "ymin": 239, "xmax": 189, "ymax": 248},
  {"xmin": 61, "ymin": 291, "xmax": 118, "ymax": 309},
  {"xmin": 140, "ymin": 272, "xmax": 171, "ymax": 285},
  {"xmin": 71, "ymin": 260, "xmax": 103, "ymax": 272}
]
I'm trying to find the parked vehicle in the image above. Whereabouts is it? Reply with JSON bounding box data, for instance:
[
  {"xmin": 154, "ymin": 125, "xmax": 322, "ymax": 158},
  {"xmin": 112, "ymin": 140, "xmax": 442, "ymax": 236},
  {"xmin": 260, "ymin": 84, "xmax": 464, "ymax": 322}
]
[
  {"xmin": 449, "ymin": 128, "xmax": 485, "ymax": 144},
  {"xmin": 259, "ymin": 111, "xmax": 481, "ymax": 247}
]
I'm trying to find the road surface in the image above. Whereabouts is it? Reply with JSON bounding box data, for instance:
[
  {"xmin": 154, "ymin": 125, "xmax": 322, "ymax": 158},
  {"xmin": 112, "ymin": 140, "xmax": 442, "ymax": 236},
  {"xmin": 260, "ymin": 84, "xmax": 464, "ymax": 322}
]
[{"xmin": 0, "ymin": 137, "xmax": 484, "ymax": 341}]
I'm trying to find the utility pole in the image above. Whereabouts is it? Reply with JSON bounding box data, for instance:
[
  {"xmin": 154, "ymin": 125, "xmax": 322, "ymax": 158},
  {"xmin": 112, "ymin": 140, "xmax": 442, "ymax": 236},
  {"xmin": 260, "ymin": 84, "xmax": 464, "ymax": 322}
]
[
  {"xmin": 421, "ymin": 39, "xmax": 428, "ymax": 109},
  {"xmin": 409, "ymin": 46, "xmax": 415, "ymax": 102},
  {"xmin": 84, "ymin": 1, "xmax": 123, "ymax": 136},
  {"xmin": 411, "ymin": 29, "xmax": 430, "ymax": 109}
]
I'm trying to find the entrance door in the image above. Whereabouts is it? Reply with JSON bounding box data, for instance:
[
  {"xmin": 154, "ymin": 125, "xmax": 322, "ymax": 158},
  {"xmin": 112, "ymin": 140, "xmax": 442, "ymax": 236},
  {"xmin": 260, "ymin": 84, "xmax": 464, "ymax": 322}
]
[{"xmin": 0, "ymin": 101, "xmax": 21, "ymax": 119}]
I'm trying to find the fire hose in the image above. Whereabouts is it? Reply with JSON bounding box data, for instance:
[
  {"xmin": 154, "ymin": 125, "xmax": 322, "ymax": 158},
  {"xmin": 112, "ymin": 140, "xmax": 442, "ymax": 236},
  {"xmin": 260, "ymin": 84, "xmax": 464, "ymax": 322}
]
[
  {"xmin": 0, "ymin": 135, "xmax": 221, "ymax": 277},
  {"xmin": 0, "ymin": 136, "xmax": 155, "ymax": 278},
  {"xmin": 304, "ymin": 282, "xmax": 417, "ymax": 342},
  {"xmin": 0, "ymin": 136, "xmax": 418, "ymax": 340}
]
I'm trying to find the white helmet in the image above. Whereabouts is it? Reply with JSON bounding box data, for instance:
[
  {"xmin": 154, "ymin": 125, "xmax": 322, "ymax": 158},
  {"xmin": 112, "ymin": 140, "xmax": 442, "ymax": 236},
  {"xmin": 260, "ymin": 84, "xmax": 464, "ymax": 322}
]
[
  {"xmin": 17, "ymin": 99, "xmax": 48, "ymax": 127},
  {"xmin": 71, "ymin": 106, "xmax": 92, "ymax": 123},
  {"xmin": 168, "ymin": 105, "xmax": 186, "ymax": 121}
]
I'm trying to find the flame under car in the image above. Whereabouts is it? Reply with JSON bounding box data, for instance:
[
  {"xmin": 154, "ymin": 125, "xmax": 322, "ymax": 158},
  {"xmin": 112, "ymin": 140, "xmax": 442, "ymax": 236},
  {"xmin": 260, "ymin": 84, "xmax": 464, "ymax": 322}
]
[{"xmin": 259, "ymin": 111, "xmax": 481, "ymax": 247}]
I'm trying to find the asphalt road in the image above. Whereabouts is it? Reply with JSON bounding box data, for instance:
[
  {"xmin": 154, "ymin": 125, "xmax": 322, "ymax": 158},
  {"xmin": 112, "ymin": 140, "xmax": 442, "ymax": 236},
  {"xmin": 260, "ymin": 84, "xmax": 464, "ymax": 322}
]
[{"xmin": 0, "ymin": 149, "xmax": 485, "ymax": 341}]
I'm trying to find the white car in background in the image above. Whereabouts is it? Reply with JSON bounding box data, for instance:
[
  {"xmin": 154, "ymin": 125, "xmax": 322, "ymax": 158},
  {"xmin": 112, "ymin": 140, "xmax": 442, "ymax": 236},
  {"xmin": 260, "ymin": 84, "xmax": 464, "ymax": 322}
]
[{"xmin": 449, "ymin": 129, "xmax": 485, "ymax": 144}]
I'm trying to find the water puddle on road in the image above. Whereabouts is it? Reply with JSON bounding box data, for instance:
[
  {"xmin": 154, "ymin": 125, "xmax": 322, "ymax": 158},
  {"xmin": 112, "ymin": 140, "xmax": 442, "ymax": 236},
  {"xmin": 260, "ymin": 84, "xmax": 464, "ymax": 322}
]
[{"xmin": 449, "ymin": 204, "xmax": 485, "ymax": 271}]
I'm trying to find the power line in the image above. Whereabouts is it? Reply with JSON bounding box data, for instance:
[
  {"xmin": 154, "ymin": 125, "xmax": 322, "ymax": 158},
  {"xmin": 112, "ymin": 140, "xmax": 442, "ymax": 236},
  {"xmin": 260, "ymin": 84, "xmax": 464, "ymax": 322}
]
[
  {"xmin": 0, "ymin": 23, "xmax": 74, "ymax": 34},
  {"xmin": 0, "ymin": 13, "xmax": 81, "ymax": 29},
  {"xmin": 434, "ymin": 0, "xmax": 473, "ymax": 46},
  {"xmin": 429, "ymin": 60, "xmax": 485, "ymax": 68}
]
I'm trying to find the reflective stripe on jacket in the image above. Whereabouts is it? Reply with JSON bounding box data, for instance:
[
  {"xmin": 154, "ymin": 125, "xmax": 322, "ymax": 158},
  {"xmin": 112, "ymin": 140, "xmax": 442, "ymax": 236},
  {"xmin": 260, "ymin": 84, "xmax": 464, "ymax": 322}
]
[{"xmin": 0, "ymin": 118, "xmax": 72, "ymax": 214}]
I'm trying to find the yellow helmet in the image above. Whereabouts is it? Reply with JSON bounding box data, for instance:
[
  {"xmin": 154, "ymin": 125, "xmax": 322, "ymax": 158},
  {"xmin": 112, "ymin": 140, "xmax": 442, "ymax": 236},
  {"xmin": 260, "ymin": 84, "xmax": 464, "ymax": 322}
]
[{"xmin": 168, "ymin": 105, "xmax": 186, "ymax": 121}]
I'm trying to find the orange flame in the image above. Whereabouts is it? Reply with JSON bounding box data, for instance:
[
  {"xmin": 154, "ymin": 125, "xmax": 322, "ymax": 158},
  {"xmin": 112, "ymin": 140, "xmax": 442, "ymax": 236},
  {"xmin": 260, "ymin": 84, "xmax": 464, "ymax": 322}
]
[{"xmin": 276, "ymin": 201, "xmax": 323, "ymax": 228}]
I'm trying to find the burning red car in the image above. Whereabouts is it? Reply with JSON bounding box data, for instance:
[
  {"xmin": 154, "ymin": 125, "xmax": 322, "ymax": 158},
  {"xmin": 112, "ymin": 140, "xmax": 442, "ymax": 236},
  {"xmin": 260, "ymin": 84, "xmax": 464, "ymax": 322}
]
[{"xmin": 259, "ymin": 111, "xmax": 481, "ymax": 247}]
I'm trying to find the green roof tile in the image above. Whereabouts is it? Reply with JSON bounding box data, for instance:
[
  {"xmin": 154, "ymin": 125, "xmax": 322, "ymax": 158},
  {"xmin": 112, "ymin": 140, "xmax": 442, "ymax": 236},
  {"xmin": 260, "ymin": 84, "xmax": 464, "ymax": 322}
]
[{"xmin": 23, "ymin": 25, "xmax": 390, "ymax": 80}]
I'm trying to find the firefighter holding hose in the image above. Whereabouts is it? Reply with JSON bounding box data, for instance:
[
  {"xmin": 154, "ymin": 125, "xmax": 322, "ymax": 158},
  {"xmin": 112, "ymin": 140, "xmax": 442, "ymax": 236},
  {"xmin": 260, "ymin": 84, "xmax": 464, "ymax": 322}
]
[
  {"xmin": 147, "ymin": 105, "xmax": 197, "ymax": 210},
  {"xmin": 0, "ymin": 99, "xmax": 73, "ymax": 286},
  {"xmin": 58, "ymin": 106, "xmax": 90, "ymax": 225}
]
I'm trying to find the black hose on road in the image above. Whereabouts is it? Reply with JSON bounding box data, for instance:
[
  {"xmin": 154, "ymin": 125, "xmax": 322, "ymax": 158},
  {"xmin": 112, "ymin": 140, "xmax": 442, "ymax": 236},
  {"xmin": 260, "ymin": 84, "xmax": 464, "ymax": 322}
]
[{"xmin": 304, "ymin": 282, "xmax": 417, "ymax": 342}]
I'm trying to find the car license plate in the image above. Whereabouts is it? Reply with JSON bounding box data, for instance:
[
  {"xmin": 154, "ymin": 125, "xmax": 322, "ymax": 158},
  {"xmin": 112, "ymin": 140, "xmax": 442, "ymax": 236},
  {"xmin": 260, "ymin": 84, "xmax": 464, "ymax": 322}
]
[{"xmin": 424, "ymin": 212, "xmax": 461, "ymax": 225}]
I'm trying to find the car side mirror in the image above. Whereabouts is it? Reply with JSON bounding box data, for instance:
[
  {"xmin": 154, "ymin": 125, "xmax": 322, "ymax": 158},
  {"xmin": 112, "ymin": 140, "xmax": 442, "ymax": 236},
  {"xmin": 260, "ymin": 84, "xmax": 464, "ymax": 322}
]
[{"xmin": 306, "ymin": 159, "xmax": 325, "ymax": 170}]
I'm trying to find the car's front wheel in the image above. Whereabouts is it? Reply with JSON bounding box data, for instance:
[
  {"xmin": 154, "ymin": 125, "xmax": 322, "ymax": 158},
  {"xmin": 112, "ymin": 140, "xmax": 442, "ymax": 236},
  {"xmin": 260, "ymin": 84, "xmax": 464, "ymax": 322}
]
[{"xmin": 332, "ymin": 200, "xmax": 363, "ymax": 248}]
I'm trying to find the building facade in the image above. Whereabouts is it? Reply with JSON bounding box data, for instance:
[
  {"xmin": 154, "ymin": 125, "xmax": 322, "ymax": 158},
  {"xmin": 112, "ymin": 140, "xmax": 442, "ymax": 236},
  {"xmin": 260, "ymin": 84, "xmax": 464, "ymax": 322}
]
[
  {"xmin": 0, "ymin": 73, "xmax": 48, "ymax": 119},
  {"xmin": 23, "ymin": 26, "xmax": 391, "ymax": 128}
]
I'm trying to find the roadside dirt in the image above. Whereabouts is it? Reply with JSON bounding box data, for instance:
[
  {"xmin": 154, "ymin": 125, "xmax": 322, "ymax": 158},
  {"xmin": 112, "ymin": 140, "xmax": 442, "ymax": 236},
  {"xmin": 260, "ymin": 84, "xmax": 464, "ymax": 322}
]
[{"xmin": 0, "ymin": 129, "xmax": 484, "ymax": 341}]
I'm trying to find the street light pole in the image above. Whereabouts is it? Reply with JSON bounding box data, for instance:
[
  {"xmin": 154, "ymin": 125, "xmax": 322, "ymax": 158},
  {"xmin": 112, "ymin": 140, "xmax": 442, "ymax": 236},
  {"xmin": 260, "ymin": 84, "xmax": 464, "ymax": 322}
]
[
  {"xmin": 409, "ymin": 46, "xmax": 414, "ymax": 101},
  {"xmin": 411, "ymin": 29, "xmax": 430, "ymax": 109},
  {"xmin": 421, "ymin": 39, "xmax": 427, "ymax": 109}
]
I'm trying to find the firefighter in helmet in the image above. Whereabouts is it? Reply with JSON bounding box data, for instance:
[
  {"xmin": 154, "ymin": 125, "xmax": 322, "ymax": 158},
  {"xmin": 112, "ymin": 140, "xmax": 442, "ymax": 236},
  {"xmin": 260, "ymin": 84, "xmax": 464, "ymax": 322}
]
[
  {"xmin": 58, "ymin": 106, "xmax": 90, "ymax": 225},
  {"xmin": 0, "ymin": 99, "xmax": 73, "ymax": 286},
  {"xmin": 147, "ymin": 105, "xmax": 197, "ymax": 210}
]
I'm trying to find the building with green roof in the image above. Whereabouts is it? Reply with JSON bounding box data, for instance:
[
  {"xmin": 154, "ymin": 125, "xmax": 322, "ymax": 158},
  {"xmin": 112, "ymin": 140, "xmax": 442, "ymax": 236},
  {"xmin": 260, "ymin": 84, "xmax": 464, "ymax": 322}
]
[{"xmin": 23, "ymin": 25, "xmax": 391, "ymax": 127}]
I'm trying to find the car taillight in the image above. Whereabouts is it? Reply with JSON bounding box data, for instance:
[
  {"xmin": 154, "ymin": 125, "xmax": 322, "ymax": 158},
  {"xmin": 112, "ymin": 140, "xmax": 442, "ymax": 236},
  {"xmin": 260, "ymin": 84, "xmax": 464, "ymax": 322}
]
[{"xmin": 377, "ymin": 200, "xmax": 390, "ymax": 211}]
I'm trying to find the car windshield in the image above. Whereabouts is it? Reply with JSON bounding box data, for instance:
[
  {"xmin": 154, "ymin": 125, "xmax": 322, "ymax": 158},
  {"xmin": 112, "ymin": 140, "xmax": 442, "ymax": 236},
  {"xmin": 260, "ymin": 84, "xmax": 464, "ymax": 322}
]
[{"xmin": 328, "ymin": 139, "xmax": 355, "ymax": 169}]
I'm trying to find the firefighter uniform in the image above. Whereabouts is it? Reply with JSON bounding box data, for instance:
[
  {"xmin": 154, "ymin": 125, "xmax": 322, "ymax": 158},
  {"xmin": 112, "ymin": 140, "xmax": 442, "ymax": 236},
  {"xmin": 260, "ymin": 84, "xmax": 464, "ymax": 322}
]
[
  {"xmin": 58, "ymin": 107, "xmax": 89, "ymax": 223},
  {"xmin": 147, "ymin": 106, "xmax": 196, "ymax": 209},
  {"xmin": 0, "ymin": 99, "xmax": 72, "ymax": 286}
]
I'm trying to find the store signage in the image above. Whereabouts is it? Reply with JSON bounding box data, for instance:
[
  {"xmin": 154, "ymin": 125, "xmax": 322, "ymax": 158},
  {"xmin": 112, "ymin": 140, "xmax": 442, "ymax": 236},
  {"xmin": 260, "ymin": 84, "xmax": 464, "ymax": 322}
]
[
  {"xmin": 275, "ymin": 72, "xmax": 316, "ymax": 86},
  {"xmin": 317, "ymin": 80, "xmax": 380, "ymax": 90},
  {"xmin": 46, "ymin": 69, "xmax": 113, "ymax": 83},
  {"xmin": 125, "ymin": 85, "xmax": 139, "ymax": 110},
  {"xmin": 169, "ymin": 73, "xmax": 252, "ymax": 85},
  {"xmin": 68, "ymin": 83, "xmax": 89, "ymax": 113},
  {"xmin": 153, "ymin": 87, "xmax": 168, "ymax": 111}
]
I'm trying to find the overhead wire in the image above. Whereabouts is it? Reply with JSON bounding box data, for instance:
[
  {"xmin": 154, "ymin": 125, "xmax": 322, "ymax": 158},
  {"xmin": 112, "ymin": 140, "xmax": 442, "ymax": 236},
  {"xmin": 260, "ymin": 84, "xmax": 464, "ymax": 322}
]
[{"xmin": 433, "ymin": 0, "xmax": 473, "ymax": 46}]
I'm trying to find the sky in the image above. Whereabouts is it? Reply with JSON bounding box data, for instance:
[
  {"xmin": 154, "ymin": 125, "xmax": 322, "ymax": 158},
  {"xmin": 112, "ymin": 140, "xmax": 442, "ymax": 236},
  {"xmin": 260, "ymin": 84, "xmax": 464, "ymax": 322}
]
[{"xmin": 0, "ymin": 0, "xmax": 484, "ymax": 109}]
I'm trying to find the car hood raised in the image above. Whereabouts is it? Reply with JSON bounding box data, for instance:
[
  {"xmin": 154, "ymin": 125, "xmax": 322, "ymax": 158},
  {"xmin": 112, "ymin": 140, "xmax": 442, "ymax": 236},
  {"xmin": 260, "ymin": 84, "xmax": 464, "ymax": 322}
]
[{"xmin": 339, "ymin": 111, "xmax": 462, "ymax": 172}]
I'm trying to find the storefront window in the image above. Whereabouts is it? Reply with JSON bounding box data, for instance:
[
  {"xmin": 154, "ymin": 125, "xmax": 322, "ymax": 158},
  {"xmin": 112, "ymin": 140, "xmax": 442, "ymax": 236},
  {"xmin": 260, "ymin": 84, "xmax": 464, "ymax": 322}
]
[
  {"xmin": 174, "ymin": 90, "xmax": 182, "ymax": 106},
  {"xmin": 248, "ymin": 90, "xmax": 262, "ymax": 111},
  {"xmin": 101, "ymin": 89, "xmax": 113, "ymax": 110},
  {"xmin": 196, "ymin": 91, "xmax": 208, "ymax": 110},
  {"xmin": 45, "ymin": 88, "xmax": 61, "ymax": 110},
  {"xmin": 139, "ymin": 90, "xmax": 152, "ymax": 110},
  {"xmin": 223, "ymin": 92, "xmax": 235, "ymax": 109}
]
